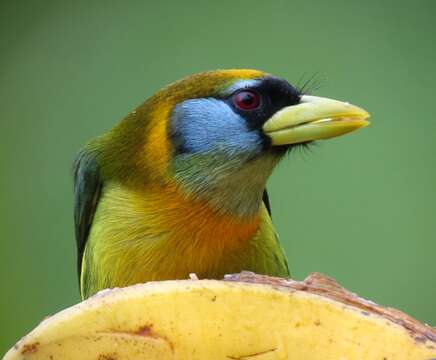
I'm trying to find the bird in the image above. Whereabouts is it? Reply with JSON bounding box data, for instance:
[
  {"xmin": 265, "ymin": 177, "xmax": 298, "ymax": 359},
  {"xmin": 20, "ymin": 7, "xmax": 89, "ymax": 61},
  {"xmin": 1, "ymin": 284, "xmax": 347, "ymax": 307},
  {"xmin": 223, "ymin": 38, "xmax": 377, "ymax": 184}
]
[{"xmin": 74, "ymin": 69, "xmax": 369, "ymax": 299}]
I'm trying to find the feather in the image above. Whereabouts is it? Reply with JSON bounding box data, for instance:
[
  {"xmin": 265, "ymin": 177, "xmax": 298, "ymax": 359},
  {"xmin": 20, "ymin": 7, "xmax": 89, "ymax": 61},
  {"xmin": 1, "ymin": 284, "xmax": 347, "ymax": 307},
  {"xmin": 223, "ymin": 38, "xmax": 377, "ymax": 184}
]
[{"xmin": 73, "ymin": 149, "xmax": 102, "ymax": 285}]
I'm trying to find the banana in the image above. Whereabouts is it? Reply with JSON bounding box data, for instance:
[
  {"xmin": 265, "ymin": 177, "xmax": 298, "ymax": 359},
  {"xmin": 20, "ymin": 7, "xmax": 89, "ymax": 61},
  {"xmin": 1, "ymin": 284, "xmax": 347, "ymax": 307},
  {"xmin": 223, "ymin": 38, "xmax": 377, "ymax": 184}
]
[{"xmin": 4, "ymin": 272, "xmax": 436, "ymax": 360}]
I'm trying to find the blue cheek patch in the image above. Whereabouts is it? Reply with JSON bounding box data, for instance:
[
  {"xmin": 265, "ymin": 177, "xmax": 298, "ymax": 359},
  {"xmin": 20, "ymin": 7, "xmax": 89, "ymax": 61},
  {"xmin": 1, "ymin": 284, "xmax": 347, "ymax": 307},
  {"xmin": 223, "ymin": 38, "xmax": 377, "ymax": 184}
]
[{"xmin": 170, "ymin": 98, "xmax": 262, "ymax": 155}]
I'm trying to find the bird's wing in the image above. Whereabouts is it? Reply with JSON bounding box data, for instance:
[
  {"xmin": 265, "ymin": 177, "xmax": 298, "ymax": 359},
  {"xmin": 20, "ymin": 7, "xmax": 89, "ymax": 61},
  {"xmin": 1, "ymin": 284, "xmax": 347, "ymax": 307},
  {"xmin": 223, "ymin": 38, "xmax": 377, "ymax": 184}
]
[
  {"xmin": 262, "ymin": 190, "xmax": 272, "ymax": 217},
  {"xmin": 73, "ymin": 150, "xmax": 102, "ymax": 284}
]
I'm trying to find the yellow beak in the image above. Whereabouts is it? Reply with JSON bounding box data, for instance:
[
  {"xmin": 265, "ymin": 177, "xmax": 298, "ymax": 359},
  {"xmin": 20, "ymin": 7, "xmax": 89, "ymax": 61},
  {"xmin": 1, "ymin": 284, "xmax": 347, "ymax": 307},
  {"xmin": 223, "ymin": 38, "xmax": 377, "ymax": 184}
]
[{"xmin": 262, "ymin": 95, "xmax": 370, "ymax": 146}]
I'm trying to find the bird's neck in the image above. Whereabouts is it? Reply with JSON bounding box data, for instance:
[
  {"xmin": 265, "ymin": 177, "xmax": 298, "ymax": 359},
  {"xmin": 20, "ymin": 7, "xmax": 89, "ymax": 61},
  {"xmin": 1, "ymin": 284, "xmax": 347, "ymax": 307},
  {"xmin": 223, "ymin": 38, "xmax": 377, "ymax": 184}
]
[{"xmin": 170, "ymin": 152, "xmax": 280, "ymax": 218}]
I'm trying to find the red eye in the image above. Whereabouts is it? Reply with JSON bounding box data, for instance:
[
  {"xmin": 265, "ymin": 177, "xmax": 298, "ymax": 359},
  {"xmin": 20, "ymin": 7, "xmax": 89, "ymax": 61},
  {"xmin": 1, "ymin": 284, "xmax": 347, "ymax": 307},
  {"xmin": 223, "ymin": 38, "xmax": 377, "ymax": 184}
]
[{"xmin": 233, "ymin": 90, "xmax": 261, "ymax": 110}]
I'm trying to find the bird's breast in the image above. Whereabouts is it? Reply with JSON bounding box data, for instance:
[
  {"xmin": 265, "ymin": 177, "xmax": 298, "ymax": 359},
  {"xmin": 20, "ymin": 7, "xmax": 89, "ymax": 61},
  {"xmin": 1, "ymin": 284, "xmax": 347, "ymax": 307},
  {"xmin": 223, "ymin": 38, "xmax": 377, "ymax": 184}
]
[{"xmin": 86, "ymin": 182, "xmax": 264, "ymax": 289}]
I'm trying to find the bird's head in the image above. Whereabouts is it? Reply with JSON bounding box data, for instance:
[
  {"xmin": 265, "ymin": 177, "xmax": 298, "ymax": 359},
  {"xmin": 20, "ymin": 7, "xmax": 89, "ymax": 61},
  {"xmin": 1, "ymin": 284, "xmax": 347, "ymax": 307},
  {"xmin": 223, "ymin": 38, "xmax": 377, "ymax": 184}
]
[{"xmin": 97, "ymin": 69, "xmax": 369, "ymax": 217}]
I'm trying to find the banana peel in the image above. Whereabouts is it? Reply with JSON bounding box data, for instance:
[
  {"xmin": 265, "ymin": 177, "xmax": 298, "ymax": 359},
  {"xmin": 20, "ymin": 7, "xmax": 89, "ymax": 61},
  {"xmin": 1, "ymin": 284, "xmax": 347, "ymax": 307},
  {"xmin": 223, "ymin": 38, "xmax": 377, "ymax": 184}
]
[{"xmin": 4, "ymin": 272, "xmax": 436, "ymax": 360}]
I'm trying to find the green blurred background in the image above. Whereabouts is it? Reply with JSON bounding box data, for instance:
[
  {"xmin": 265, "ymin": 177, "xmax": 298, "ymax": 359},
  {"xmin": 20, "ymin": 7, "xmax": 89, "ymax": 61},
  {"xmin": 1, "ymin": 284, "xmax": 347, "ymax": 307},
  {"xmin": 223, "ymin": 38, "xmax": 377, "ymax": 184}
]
[{"xmin": 1, "ymin": 0, "xmax": 435, "ymax": 354}]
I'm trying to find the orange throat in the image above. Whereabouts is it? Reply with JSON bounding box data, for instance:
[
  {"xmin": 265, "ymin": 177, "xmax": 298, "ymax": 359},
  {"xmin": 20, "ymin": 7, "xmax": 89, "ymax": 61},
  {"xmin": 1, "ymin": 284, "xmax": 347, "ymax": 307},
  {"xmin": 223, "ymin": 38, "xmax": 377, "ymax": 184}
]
[{"xmin": 139, "ymin": 182, "xmax": 261, "ymax": 251}]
